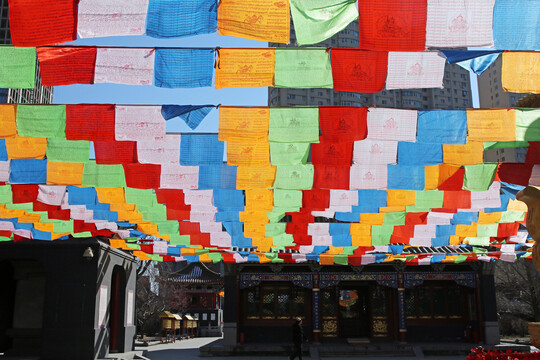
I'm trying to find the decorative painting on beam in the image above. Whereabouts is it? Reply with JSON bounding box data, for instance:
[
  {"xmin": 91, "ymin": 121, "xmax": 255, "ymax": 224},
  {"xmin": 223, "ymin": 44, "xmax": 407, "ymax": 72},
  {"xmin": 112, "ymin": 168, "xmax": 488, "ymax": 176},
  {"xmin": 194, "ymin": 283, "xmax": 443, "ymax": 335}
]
[
  {"xmin": 319, "ymin": 272, "xmax": 398, "ymax": 289},
  {"xmin": 239, "ymin": 273, "xmax": 313, "ymax": 289},
  {"xmin": 403, "ymin": 272, "xmax": 476, "ymax": 288}
]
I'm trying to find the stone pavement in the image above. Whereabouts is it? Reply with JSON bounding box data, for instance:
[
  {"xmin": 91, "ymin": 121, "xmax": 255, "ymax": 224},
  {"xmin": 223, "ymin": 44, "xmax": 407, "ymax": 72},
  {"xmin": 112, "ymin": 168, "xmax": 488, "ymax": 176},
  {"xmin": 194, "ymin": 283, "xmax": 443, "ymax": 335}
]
[{"xmin": 136, "ymin": 337, "xmax": 473, "ymax": 360}]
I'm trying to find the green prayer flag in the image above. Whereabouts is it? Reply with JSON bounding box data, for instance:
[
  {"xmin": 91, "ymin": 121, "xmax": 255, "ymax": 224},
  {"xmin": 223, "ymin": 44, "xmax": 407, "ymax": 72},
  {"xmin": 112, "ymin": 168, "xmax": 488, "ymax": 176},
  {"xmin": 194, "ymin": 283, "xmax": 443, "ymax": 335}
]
[
  {"xmin": 270, "ymin": 142, "xmax": 310, "ymax": 165},
  {"xmin": 371, "ymin": 225, "xmax": 392, "ymax": 246},
  {"xmin": 290, "ymin": 0, "xmax": 358, "ymax": 45},
  {"xmin": 334, "ymin": 254, "xmax": 348, "ymax": 265},
  {"xmin": 150, "ymin": 254, "xmax": 163, "ymax": 262},
  {"xmin": 73, "ymin": 231, "xmax": 93, "ymax": 238},
  {"xmin": 515, "ymin": 108, "xmax": 540, "ymax": 141},
  {"xmin": 274, "ymin": 164, "xmax": 314, "ymax": 190},
  {"xmin": 125, "ymin": 187, "xmax": 156, "ymax": 207},
  {"xmin": 500, "ymin": 211, "xmax": 526, "ymax": 223},
  {"xmin": 273, "ymin": 233, "xmax": 295, "ymax": 247},
  {"xmin": 483, "ymin": 141, "xmax": 529, "ymax": 150},
  {"xmin": 126, "ymin": 243, "xmax": 141, "ymax": 250},
  {"xmin": 82, "ymin": 162, "xmax": 126, "ymax": 188},
  {"xmin": 156, "ymin": 220, "xmax": 179, "ymax": 235},
  {"xmin": 16, "ymin": 105, "xmax": 66, "ymax": 138},
  {"xmin": 53, "ymin": 219, "xmax": 74, "ymax": 234},
  {"xmin": 274, "ymin": 189, "xmax": 303, "ymax": 208},
  {"xmin": 0, "ymin": 236, "xmax": 12, "ymax": 242},
  {"xmin": 342, "ymin": 246, "xmax": 356, "ymax": 255},
  {"xmin": 462, "ymin": 163, "xmax": 497, "ymax": 191},
  {"xmin": 472, "ymin": 246, "xmax": 488, "ymax": 254},
  {"xmin": 7, "ymin": 202, "xmax": 33, "ymax": 211},
  {"xmin": 267, "ymin": 209, "xmax": 287, "ymax": 223},
  {"xmin": 269, "ymin": 108, "xmax": 319, "ymax": 143},
  {"xmin": 265, "ymin": 223, "xmax": 287, "ymax": 237},
  {"xmin": 275, "ymin": 48, "xmax": 333, "ymax": 88},
  {"xmin": 208, "ymin": 252, "xmax": 223, "ymax": 263},
  {"xmin": 0, "ymin": 46, "xmax": 36, "ymax": 89},
  {"xmin": 140, "ymin": 205, "xmax": 168, "ymax": 222},
  {"xmin": 477, "ymin": 224, "xmax": 498, "ymax": 237},
  {"xmin": 455, "ymin": 254, "xmax": 468, "ymax": 263},
  {"xmin": 382, "ymin": 212, "xmax": 405, "ymax": 226},
  {"xmin": 0, "ymin": 185, "xmax": 12, "ymax": 204},
  {"xmin": 413, "ymin": 190, "xmax": 444, "ymax": 210},
  {"xmin": 46, "ymin": 138, "xmax": 90, "ymax": 163},
  {"xmin": 170, "ymin": 234, "xmax": 191, "ymax": 246}
]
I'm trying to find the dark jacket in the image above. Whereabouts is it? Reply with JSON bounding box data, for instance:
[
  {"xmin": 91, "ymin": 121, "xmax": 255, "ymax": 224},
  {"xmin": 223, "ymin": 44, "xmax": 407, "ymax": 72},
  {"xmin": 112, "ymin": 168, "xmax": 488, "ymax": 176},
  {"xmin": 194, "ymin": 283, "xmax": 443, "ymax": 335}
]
[{"xmin": 292, "ymin": 322, "xmax": 304, "ymax": 345}]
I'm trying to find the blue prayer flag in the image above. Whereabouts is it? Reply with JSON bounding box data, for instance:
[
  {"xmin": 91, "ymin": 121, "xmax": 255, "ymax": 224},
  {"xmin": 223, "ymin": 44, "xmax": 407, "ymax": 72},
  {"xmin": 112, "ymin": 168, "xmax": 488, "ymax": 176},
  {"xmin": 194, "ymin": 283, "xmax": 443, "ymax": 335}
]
[
  {"xmin": 387, "ymin": 165, "xmax": 425, "ymax": 190},
  {"xmin": 398, "ymin": 142, "xmax": 443, "ymax": 165},
  {"xmin": 67, "ymin": 186, "xmax": 98, "ymax": 205},
  {"xmin": 9, "ymin": 159, "xmax": 47, "ymax": 184},
  {"xmin": 154, "ymin": 48, "xmax": 214, "ymax": 88},
  {"xmin": 493, "ymin": 0, "xmax": 540, "ymax": 50},
  {"xmin": 198, "ymin": 165, "xmax": 237, "ymax": 189},
  {"xmin": 161, "ymin": 104, "xmax": 214, "ymax": 129},
  {"xmin": 180, "ymin": 134, "xmax": 224, "ymax": 165},
  {"xmin": 417, "ymin": 110, "xmax": 467, "ymax": 144}
]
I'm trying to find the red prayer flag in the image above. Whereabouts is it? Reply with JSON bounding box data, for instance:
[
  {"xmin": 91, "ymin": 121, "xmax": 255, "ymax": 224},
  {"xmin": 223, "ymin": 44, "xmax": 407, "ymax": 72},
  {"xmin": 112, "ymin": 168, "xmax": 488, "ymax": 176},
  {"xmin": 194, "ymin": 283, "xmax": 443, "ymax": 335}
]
[
  {"xmin": 331, "ymin": 49, "xmax": 388, "ymax": 93},
  {"xmin": 358, "ymin": 0, "xmax": 427, "ymax": 51},
  {"xmin": 190, "ymin": 233, "xmax": 211, "ymax": 247},
  {"xmin": 155, "ymin": 189, "xmax": 189, "ymax": 210},
  {"xmin": 319, "ymin": 107, "xmax": 367, "ymax": 142},
  {"xmin": 526, "ymin": 142, "xmax": 540, "ymax": 164},
  {"xmin": 37, "ymin": 46, "xmax": 97, "ymax": 86},
  {"xmin": 74, "ymin": 220, "xmax": 95, "ymax": 233},
  {"xmin": 443, "ymin": 190, "xmax": 471, "ymax": 209},
  {"xmin": 9, "ymin": 0, "xmax": 77, "ymax": 46},
  {"xmin": 66, "ymin": 104, "xmax": 115, "ymax": 141},
  {"xmin": 11, "ymin": 184, "xmax": 38, "ymax": 204},
  {"xmin": 405, "ymin": 212, "xmax": 428, "ymax": 225},
  {"xmin": 438, "ymin": 167, "xmax": 464, "ymax": 191},
  {"xmin": 94, "ymin": 141, "xmax": 138, "ymax": 164},
  {"xmin": 497, "ymin": 222, "xmax": 519, "ymax": 238},
  {"xmin": 33, "ymin": 202, "xmax": 71, "ymax": 220},
  {"xmin": 313, "ymin": 165, "xmax": 351, "ymax": 190},
  {"xmin": 166, "ymin": 208, "xmax": 190, "ymax": 221},
  {"xmin": 392, "ymin": 225, "xmax": 414, "ymax": 240},
  {"xmin": 302, "ymin": 189, "xmax": 330, "ymax": 210},
  {"xmin": 311, "ymin": 141, "xmax": 353, "ymax": 166},
  {"xmin": 496, "ymin": 163, "xmax": 534, "ymax": 187},
  {"xmin": 179, "ymin": 221, "xmax": 201, "ymax": 235},
  {"xmin": 123, "ymin": 163, "xmax": 161, "ymax": 189}
]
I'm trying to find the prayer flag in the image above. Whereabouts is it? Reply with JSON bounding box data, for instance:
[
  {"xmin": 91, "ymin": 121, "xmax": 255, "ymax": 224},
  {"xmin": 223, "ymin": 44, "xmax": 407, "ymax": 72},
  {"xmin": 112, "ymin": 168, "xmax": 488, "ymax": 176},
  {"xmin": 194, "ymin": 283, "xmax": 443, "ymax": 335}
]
[
  {"xmin": 289, "ymin": 0, "xmax": 358, "ymax": 45},
  {"xmin": 387, "ymin": 165, "xmax": 425, "ymax": 190},
  {"xmin": 0, "ymin": 105, "xmax": 17, "ymax": 139},
  {"xmin": 443, "ymin": 141, "xmax": 483, "ymax": 165},
  {"xmin": 467, "ymin": 109, "xmax": 516, "ymax": 142},
  {"xmin": 160, "ymin": 164, "xmax": 199, "ymax": 189},
  {"xmin": 180, "ymin": 134, "xmax": 224, "ymax": 166},
  {"xmin": 515, "ymin": 109, "xmax": 540, "ymax": 141},
  {"xmin": 331, "ymin": 49, "xmax": 388, "ymax": 93},
  {"xmin": 66, "ymin": 104, "xmax": 115, "ymax": 141},
  {"xmin": 77, "ymin": 0, "xmax": 149, "ymax": 38},
  {"xmin": 314, "ymin": 165, "xmax": 350, "ymax": 190},
  {"xmin": 493, "ymin": 0, "xmax": 540, "ymax": 50},
  {"xmin": 386, "ymin": 51, "xmax": 446, "ymax": 90},
  {"xmin": 353, "ymin": 139, "xmax": 398, "ymax": 165},
  {"xmin": 214, "ymin": 48, "xmax": 275, "ymax": 88},
  {"xmin": 47, "ymin": 162, "xmax": 84, "ymax": 185},
  {"xmin": 311, "ymin": 141, "xmax": 353, "ymax": 166},
  {"xmin": 154, "ymin": 49, "xmax": 214, "ymax": 88},
  {"xmin": 319, "ymin": 106, "xmax": 367, "ymax": 142},
  {"xmin": 37, "ymin": 46, "xmax": 97, "ymax": 86},
  {"xmin": 358, "ymin": 0, "xmax": 427, "ymax": 51},
  {"xmin": 227, "ymin": 141, "xmax": 269, "ymax": 166},
  {"xmin": 463, "ymin": 163, "xmax": 498, "ymax": 191},
  {"xmin": 350, "ymin": 164, "xmax": 387, "ymax": 189},
  {"xmin": 502, "ymin": 52, "xmax": 540, "ymax": 94},
  {"xmin": 146, "ymin": 0, "xmax": 217, "ymax": 38},
  {"xmin": 82, "ymin": 162, "xmax": 126, "ymax": 188},
  {"xmin": 16, "ymin": 105, "xmax": 66, "ymax": 139},
  {"xmin": 236, "ymin": 166, "xmax": 275, "ymax": 189},
  {"xmin": 198, "ymin": 165, "xmax": 237, "ymax": 190},
  {"xmin": 9, "ymin": 0, "xmax": 77, "ymax": 46},
  {"xmin": 123, "ymin": 163, "xmax": 161, "ymax": 189},
  {"xmin": 497, "ymin": 163, "xmax": 534, "ymax": 187},
  {"xmin": 5, "ymin": 137, "xmax": 47, "ymax": 159},
  {"xmin": 417, "ymin": 110, "xmax": 467, "ymax": 144},
  {"xmin": 0, "ymin": 47, "xmax": 36, "ymax": 89},
  {"xmin": 9, "ymin": 159, "xmax": 47, "ymax": 184},
  {"xmin": 95, "ymin": 48, "xmax": 155, "ymax": 86},
  {"xmin": 46, "ymin": 138, "xmax": 90, "ymax": 163},
  {"xmin": 269, "ymin": 108, "xmax": 319, "ymax": 143},
  {"xmin": 217, "ymin": 0, "xmax": 290, "ymax": 43},
  {"xmin": 218, "ymin": 107, "xmax": 269, "ymax": 142},
  {"xmin": 398, "ymin": 142, "xmax": 443, "ymax": 166},
  {"xmin": 270, "ymin": 143, "xmax": 310, "ymax": 165},
  {"xmin": 425, "ymin": 0, "xmax": 495, "ymax": 48},
  {"xmin": 366, "ymin": 108, "xmax": 417, "ymax": 141},
  {"xmin": 94, "ymin": 141, "xmax": 138, "ymax": 164},
  {"xmin": 115, "ymin": 106, "xmax": 165, "ymax": 141},
  {"xmin": 274, "ymin": 164, "xmax": 314, "ymax": 190},
  {"xmin": 274, "ymin": 48, "xmax": 333, "ymax": 88},
  {"xmin": 137, "ymin": 135, "xmax": 181, "ymax": 165}
]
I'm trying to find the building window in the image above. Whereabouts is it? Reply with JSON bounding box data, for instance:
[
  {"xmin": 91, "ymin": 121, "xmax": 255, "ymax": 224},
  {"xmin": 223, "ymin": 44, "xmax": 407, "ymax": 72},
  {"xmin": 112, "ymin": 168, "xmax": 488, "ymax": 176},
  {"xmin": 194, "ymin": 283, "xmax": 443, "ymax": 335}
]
[
  {"xmin": 243, "ymin": 283, "xmax": 309, "ymax": 320},
  {"xmin": 318, "ymin": 92, "xmax": 323, "ymax": 96},
  {"xmin": 462, "ymin": 91, "xmax": 468, "ymax": 96},
  {"xmin": 463, "ymin": 99, "xmax": 469, "ymax": 106},
  {"xmin": 405, "ymin": 283, "xmax": 464, "ymax": 320},
  {"xmin": 381, "ymin": 100, "xmax": 387, "ymax": 105},
  {"xmin": 461, "ymin": 74, "xmax": 467, "ymax": 79}
]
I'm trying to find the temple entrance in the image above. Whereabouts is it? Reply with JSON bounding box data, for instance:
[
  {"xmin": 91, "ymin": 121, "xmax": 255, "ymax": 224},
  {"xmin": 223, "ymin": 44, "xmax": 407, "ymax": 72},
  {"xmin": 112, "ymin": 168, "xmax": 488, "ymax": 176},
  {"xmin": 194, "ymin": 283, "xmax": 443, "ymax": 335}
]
[
  {"xmin": 109, "ymin": 266, "xmax": 126, "ymax": 353},
  {"xmin": 338, "ymin": 286, "xmax": 370, "ymax": 338}
]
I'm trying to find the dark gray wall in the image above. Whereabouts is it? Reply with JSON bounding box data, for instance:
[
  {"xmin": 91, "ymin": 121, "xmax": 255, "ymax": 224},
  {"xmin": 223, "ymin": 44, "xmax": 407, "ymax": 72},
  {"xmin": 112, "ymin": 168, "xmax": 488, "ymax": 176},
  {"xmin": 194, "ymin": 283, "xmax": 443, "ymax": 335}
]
[{"xmin": 0, "ymin": 238, "xmax": 136, "ymax": 360}]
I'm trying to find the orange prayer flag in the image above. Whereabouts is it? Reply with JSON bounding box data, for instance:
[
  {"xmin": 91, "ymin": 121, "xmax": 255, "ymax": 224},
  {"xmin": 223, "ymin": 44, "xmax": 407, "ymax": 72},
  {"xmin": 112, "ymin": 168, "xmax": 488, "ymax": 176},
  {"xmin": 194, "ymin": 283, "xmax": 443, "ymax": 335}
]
[
  {"xmin": 351, "ymin": 236, "xmax": 372, "ymax": 247},
  {"xmin": 387, "ymin": 190, "xmax": 415, "ymax": 207},
  {"xmin": 425, "ymin": 164, "xmax": 461, "ymax": 190},
  {"xmin": 258, "ymin": 254, "xmax": 272, "ymax": 263},
  {"xmin": 236, "ymin": 165, "xmax": 276, "ymax": 189},
  {"xmin": 379, "ymin": 206, "xmax": 406, "ymax": 213},
  {"xmin": 319, "ymin": 254, "xmax": 334, "ymax": 265},
  {"xmin": 6, "ymin": 136, "xmax": 47, "ymax": 159},
  {"xmin": 244, "ymin": 222, "xmax": 267, "ymax": 237},
  {"xmin": 227, "ymin": 141, "xmax": 270, "ymax": 166},
  {"xmin": 20, "ymin": 212, "xmax": 41, "ymax": 223},
  {"xmin": 0, "ymin": 208, "xmax": 25, "ymax": 218},
  {"xmin": 360, "ymin": 213, "xmax": 384, "ymax": 225},
  {"xmin": 455, "ymin": 224, "xmax": 477, "ymax": 237},
  {"xmin": 466, "ymin": 109, "xmax": 515, "ymax": 142},
  {"xmin": 217, "ymin": 0, "xmax": 290, "ymax": 43},
  {"xmin": 110, "ymin": 239, "xmax": 129, "ymax": 250},
  {"xmin": 351, "ymin": 223, "xmax": 372, "ymax": 236},
  {"xmin": 0, "ymin": 105, "xmax": 17, "ymax": 138},
  {"xmin": 214, "ymin": 48, "xmax": 275, "ymax": 89},
  {"xmin": 253, "ymin": 238, "xmax": 273, "ymax": 253},
  {"xmin": 443, "ymin": 141, "xmax": 483, "ymax": 165},
  {"xmin": 47, "ymin": 162, "xmax": 84, "ymax": 185},
  {"xmin": 219, "ymin": 106, "xmax": 269, "ymax": 142},
  {"xmin": 133, "ymin": 250, "xmax": 152, "ymax": 260},
  {"xmin": 502, "ymin": 52, "xmax": 540, "ymax": 94},
  {"xmin": 136, "ymin": 222, "xmax": 159, "ymax": 236},
  {"xmin": 245, "ymin": 189, "xmax": 274, "ymax": 209},
  {"xmin": 198, "ymin": 253, "xmax": 212, "ymax": 263},
  {"xmin": 478, "ymin": 211, "xmax": 502, "ymax": 224},
  {"xmin": 95, "ymin": 187, "xmax": 126, "ymax": 204},
  {"xmin": 110, "ymin": 203, "xmax": 136, "ymax": 212},
  {"xmin": 449, "ymin": 236, "xmax": 463, "ymax": 245},
  {"xmin": 239, "ymin": 210, "xmax": 271, "ymax": 223},
  {"xmin": 34, "ymin": 222, "xmax": 53, "ymax": 233}
]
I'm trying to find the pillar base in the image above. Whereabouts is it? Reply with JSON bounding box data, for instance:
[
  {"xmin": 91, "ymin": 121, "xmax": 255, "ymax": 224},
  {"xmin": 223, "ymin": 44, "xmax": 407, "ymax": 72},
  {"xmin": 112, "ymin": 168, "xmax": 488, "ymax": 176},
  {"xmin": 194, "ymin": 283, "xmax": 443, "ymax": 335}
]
[
  {"xmin": 223, "ymin": 322, "xmax": 237, "ymax": 346},
  {"xmin": 483, "ymin": 321, "xmax": 500, "ymax": 345}
]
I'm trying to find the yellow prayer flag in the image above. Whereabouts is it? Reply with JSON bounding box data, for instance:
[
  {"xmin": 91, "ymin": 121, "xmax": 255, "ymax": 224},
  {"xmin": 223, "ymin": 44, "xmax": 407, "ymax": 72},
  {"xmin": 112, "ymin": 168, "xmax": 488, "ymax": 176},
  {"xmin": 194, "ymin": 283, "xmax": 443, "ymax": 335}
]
[
  {"xmin": 34, "ymin": 222, "xmax": 54, "ymax": 233},
  {"xmin": 20, "ymin": 213, "xmax": 41, "ymax": 223},
  {"xmin": 245, "ymin": 188, "xmax": 274, "ymax": 209},
  {"xmin": 239, "ymin": 210, "xmax": 271, "ymax": 223},
  {"xmin": 466, "ymin": 109, "xmax": 515, "ymax": 142},
  {"xmin": 227, "ymin": 141, "xmax": 270, "ymax": 166},
  {"xmin": 110, "ymin": 203, "xmax": 136, "ymax": 212},
  {"xmin": 449, "ymin": 235, "xmax": 463, "ymax": 245},
  {"xmin": 379, "ymin": 206, "xmax": 406, "ymax": 213},
  {"xmin": 244, "ymin": 221, "xmax": 267, "ymax": 237},
  {"xmin": 6, "ymin": 136, "xmax": 47, "ymax": 159},
  {"xmin": 47, "ymin": 162, "xmax": 84, "ymax": 185},
  {"xmin": 508, "ymin": 198, "xmax": 528, "ymax": 211},
  {"xmin": 477, "ymin": 211, "xmax": 501, "ymax": 224},
  {"xmin": 133, "ymin": 251, "xmax": 152, "ymax": 261},
  {"xmin": 96, "ymin": 187, "xmax": 126, "ymax": 204},
  {"xmin": 387, "ymin": 190, "xmax": 415, "ymax": 207},
  {"xmin": 0, "ymin": 208, "xmax": 25, "ymax": 218},
  {"xmin": 455, "ymin": 224, "xmax": 477, "ymax": 237},
  {"xmin": 360, "ymin": 213, "xmax": 384, "ymax": 225},
  {"xmin": 424, "ymin": 164, "xmax": 461, "ymax": 190},
  {"xmin": 351, "ymin": 236, "xmax": 372, "ymax": 247},
  {"xmin": 198, "ymin": 253, "xmax": 212, "ymax": 263},
  {"xmin": 252, "ymin": 238, "xmax": 273, "ymax": 253},
  {"xmin": 219, "ymin": 107, "xmax": 270, "ymax": 142},
  {"xmin": 214, "ymin": 48, "xmax": 275, "ymax": 89},
  {"xmin": 115, "ymin": 209, "xmax": 143, "ymax": 222},
  {"xmin": 502, "ymin": 52, "xmax": 540, "ymax": 94},
  {"xmin": 217, "ymin": 0, "xmax": 290, "ymax": 43},
  {"xmin": 0, "ymin": 105, "xmax": 17, "ymax": 138},
  {"xmin": 443, "ymin": 140, "xmax": 483, "ymax": 165},
  {"xmin": 351, "ymin": 223, "xmax": 371, "ymax": 236},
  {"xmin": 319, "ymin": 254, "xmax": 334, "ymax": 265},
  {"xmin": 110, "ymin": 239, "xmax": 129, "ymax": 250},
  {"xmin": 258, "ymin": 254, "xmax": 272, "ymax": 263},
  {"xmin": 236, "ymin": 165, "xmax": 276, "ymax": 189},
  {"xmin": 137, "ymin": 222, "xmax": 159, "ymax": 236}
]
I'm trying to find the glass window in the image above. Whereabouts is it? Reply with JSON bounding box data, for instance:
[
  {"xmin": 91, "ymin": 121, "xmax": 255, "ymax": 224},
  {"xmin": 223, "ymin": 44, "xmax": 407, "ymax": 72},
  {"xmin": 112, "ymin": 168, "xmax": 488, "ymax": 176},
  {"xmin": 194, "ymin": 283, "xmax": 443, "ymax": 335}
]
[{"xmin": 244, "ymin": 284, "xmax": 309, "ymax": 320}]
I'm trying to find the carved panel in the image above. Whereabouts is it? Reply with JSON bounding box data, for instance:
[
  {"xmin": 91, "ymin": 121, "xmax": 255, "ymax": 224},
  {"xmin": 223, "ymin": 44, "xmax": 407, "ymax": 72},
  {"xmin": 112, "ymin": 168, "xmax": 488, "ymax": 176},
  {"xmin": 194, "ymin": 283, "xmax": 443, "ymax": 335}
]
[{"xmin": 322, "ymin": 318, "xmax": 338, "ymax": 338}]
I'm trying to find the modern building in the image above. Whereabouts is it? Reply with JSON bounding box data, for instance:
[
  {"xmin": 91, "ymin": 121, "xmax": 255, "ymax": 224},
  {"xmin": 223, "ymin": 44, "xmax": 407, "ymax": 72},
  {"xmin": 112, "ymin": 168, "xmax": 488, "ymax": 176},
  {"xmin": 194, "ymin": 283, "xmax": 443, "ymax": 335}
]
[
  {"xmin": 477, "ymin": 56, "xmax": 529, "ymax": 109},
  {"xmin": 0, "ymin": 0, "xmax": 53, "ymax": 104},
  {"xmin": 269, "ymin": 21, "xmax": 473, "ymax": 110}
]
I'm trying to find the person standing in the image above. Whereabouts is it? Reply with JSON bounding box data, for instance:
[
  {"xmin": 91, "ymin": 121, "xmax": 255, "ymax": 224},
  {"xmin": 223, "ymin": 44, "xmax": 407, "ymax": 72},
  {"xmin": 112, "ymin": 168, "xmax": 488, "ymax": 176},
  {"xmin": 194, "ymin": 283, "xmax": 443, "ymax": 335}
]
[{"xmin": 290, "ymin": 317, "xmax": 304, "ymax": 360}]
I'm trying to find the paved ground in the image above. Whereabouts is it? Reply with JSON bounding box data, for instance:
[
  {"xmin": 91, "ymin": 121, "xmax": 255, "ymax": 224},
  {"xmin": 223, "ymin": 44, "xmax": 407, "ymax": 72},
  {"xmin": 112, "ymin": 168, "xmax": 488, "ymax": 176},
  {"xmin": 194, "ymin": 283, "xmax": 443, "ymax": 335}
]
[{"xmin": 136, "ymin": 337, "xmax": 471, "ymax": 360}]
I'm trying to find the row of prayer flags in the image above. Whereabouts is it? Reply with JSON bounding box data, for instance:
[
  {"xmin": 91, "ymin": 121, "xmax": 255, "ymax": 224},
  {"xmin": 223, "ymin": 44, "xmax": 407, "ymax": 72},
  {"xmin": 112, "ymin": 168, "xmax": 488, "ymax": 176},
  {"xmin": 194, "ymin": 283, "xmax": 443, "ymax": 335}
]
[
  {"xmin": 8, "ymin": 0, "xmax": 540, "ymax": 51},
  {"xmin": 2, "ymin": 46, "xmax": 538, "ymax": 94}
]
